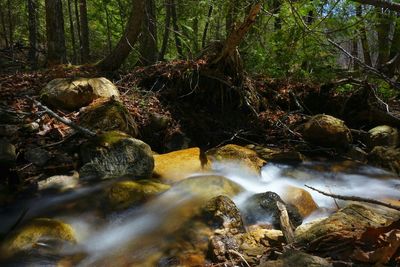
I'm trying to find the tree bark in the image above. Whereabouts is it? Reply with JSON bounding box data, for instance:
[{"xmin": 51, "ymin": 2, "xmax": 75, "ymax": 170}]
[
  {"xmin": 352, "ymin": 0, "xmax": 400, "ymax": 12},
  {"xmin": 376, "ymin": 8, "xmax": 391, "ymax": 68},
  {"xmin": 96, "ymin": 0, "xmax": 145, "ymax": 71},
  {"xmin": 74, "ymin": 0, "xmax": 82, "ymax": 63},
  {"xmin": 202, "ymin": 5, "xmax": 213, "ymax": 48},
  {"xmin": 7, "ymin": 0, "xmax": 13, "ymax": 46},
  {"xmin": 159, "ymin": 0, "xmax": 171, "ymax": 61},
  {"xmin": 170, "ymin": 0, "xmax": 183, "ymax": 58},
  {"xmin": 0, "ymin": 1, "xmax": 8, "ymax": 48},
  {"xmin": 139, "ymin": 0, "xmax": 158, "ymax": 65},
  {"xmin": 103, "ymin": 0, "xmax": 112, "ymax": 53},
  {"xmin": 45, "ymin": 0, "xmax": 67, "ymax": 66},
  {"xmin": 67, "ymin": 0, "xmax": 77, "ymax": 64},
  {"xmin": 357, "ymin": 5, "xmax": 372, "ymax": 66},
  {"xmin": 28, "ymin": 0, "xmax": 38, "ymax": 69},
  {"xmin": 79, "ymin": 0, "xmax": 90, "ymax": 63}
]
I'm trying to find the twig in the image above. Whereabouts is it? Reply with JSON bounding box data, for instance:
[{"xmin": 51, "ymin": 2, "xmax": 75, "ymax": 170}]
[
  {"xmin": 305, "ymin": 185, "xmax": 400, "ymax": 212},
  {"xmin": 276, "ymin": 201, "xmax": 295, "ymax": 244},
  {"xmin": 227, "ymin": 250, "xmax": 251, "ymax": 267},
  {"xmin": 27, "ymin": 97, "xmax": 96, "ymax": 137}
]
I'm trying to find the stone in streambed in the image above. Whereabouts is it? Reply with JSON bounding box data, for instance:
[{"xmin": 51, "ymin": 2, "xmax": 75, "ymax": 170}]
[
  {"xmin": 281, "ymin": 186, "xmax": 318, "ymax": 218},
  {"xmin": 367, "ymin": 125, "xmax": 399, "ymax": 149},
  {"xmin": 41, "ymin": 77, "xmax": 120, "ymax": 111},
  {"xmin": 0, "ymin": 138, "xmax": 16, "ymax": 166},
  {"xmin": 79, "ymin": 131, "xmax": 154, "ymax": 181},
  {"xmin": 367, "ymin": 146, "xmax": 400, "ymax": 175},
  {"xmin": 258, "ymin": 250, "xmax": 332, "ymax": 267}
]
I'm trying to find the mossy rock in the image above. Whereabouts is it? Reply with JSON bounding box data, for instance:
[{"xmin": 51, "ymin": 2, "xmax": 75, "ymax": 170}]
[
  {"xmin": 106, "ymin": 180, "xmax": 170, "ymax": 210},
  {"xmin": 367, "ymin": 146, "xmax": 400, "ymax": 175},
  {"xmin": 41, "ymin": 77, "xmax": 120, "ymax": 111},
  {"xmin": 79, "ymin": 131, "xmax": 154, "ymax": 181},
  {"xmin": 302, "ymin": 114, "xmax": 352, "ymax": 149},
  {"xmin": 206, "ymin": 144, "xmax": 265, "ymax": 175},
  {"xmin": 79, "ymin": 98, "xmax": 138, "ymax": 137},
  {"xmin": 1, "ymin": 218, "xmax": 76, "ymax": 257},
  {"xmin": 367, "ymin": 125, "xmax": 399, "ymax": 149}
]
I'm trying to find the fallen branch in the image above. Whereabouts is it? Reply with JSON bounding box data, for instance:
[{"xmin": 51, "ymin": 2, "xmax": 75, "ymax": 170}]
[
  {"xmin": 305, "ymin": 185, "xmax": 400, "ymax": 212},
  {"xmin": 277, "ymin": 201, "xmax": 295, "ymax": 244},
  {"xmin": 27, "ymin": 97, "xmax": 96, "ymax": 137}
]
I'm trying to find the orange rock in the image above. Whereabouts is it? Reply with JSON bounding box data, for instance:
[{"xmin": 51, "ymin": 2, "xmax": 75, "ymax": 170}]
[{"xmin": 281, "ymin": 186, "xmax": 318, "ymax": 217}]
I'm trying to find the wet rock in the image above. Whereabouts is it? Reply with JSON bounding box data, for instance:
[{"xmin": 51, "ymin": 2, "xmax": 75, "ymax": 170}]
[
  {"xmin": 206, "ymin": 144, "xmax": 265, "ymax": 175},
  {"xmin": 250, "ymin": 146, "xmax": 305, "ymax": 164},
  {"xmin": 367, "ymin": 125, "xmax": 399, "ymax": 149},
  {"xmin": 302, "ymin": 114, "xmax": 352, "ymax": 149},
  {"xmin": 241, "ymin": 191, "xmax": 303, "ymax": 229},
  {"xmin": 367, "ymin": 146, "xmax": 400, "ymax": 175},
  {"xmin": 21, "ymin": 122, "xmax": 40, "ymax": 133},
  {"xmin": 295, "ymin": 204, "xmax": 395, "ymax": 244},
  {"xmin": 0, "ymin": 124, "xmax": 19, "ymax": 136},
  {"xmin": 208, "ymin": 234, "xmax": 241, "ymax": 263},
  {"xmin": 1, "ymin": 218, "xmax": 77, "ymax": 257},
  {"xmin": 24, "ymin": 147, "xmax": 51, "ymax": 167},
  {"xmin": 174, "ymin": 175, "xmax": 244, "ymax": 199},
  {"xmin": 281, "ymin": 186, "xmax": 318, "ymax": 218},
  {"xmin": 345, "ymin": 145, "xmax": 367, "ymax": 163},
  {"xmin": 153, "ymin": 147, "xmax": 208, "ymax": 183},
  {"xmin": 258, "ymin": 250, "xmax": 332, "ymax": 267},
  {"xmin": 79, "ymin": 98, "xmax": 138, "ymax": 137},
  {"xmin": 106, "ymin": 179, "xmax": 170, "ymax": 210},
  {"xmin": 164, "ymin": 131, "xmax": 191, "ymax": 152},
  {"xmin": 0, "ymin": 138, "xmax": 16, "ymax": 165},
  {"xmin": 79, "ymin": 131, "xmax": 154, "ymax": 181},
  {"xmin": 38, "ymin": 172, "xmax": 79, "ymax": 192},
  {"xmin": 41, "ymin": 77, "xmax": 120, "ymax": 111}
]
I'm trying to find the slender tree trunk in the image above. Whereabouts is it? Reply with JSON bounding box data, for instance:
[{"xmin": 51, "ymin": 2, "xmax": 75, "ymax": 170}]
[
  {"xmin": 193, "ymin": 16, "xmax": 199, "ymax": 53},
  {"xmin": 139, "ymin": 0, "xmax": 158, "ymax": 65},
  {"xmin": 7, "ymin": 0, "xmax": 13, "ymax": 46},
  {"xmin": 388, "ymin": 15, "xmax": 400, "ymax": 77},
  {"xmin": 159, "ymin": 0, "xmax": 171, "ymax": 61},
  {"xmin": 170, "ymin": 0, "xmax": 183, "ymax": 58},
  {"xmin": 116, "ymin": 0, "xmax": 126, "ymax": 32},
  {"xmin": 103, "ymin": 1, "xmax": 112, "ymax": 53},
  {"xmin": 0, "ymin": 3, "xmax": 9, "ymax": 48},
  {"xmin": 74, "ymin": 0, "xmax": 82, "ymax": 63},
  {"xmin": 45, "ymin": 0, "xmax": 67, "ymax": 65},
  {"xmin": 226, "ymin": 0, "xmax": 239, "ymax": 35},
  {"xmin": 272, "ymin": 0, "xmax": 281, "ymax": 30},
  {"xmin": 28, "ymin": 0, "xmax": 38, "ymax": 69},
  {"xmin": 67, "ymin": 0, "xmax": 77, "ymax": 64},
  {"xmin": 357, "ymin": 5, "xmax": 372, "ymax": 66},
  {"xmin": 202, "ymin": 5, "xmax": 213, "ymax": 48},
  {"xmin": 96, "ymin": 0, "xmax": 145, "ymax": 71},
  {"xmin": 79, "ymin": 0, "xmax": 90, "ymax": 63},
  {"xmin": 376, "ymin": 7, "xmax": 391, "ymax": 68}
]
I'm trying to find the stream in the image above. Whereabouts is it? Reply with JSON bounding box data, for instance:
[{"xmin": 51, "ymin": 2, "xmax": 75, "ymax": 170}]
[{"xmin": 1, "ymin": 161, "xmax": 399, "ymax": 266}]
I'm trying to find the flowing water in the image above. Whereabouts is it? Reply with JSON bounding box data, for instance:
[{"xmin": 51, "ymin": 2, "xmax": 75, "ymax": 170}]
[{"xmin": 1, "ymin": 161, "xmax": 399, "ymax": 266}]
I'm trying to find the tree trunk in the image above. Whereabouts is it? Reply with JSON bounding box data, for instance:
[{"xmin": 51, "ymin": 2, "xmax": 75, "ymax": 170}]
[
  {"xmin": 67, "ymin": 0, "xmax": 77, "ymax": 64},
  {"xmin": 7, "ymin": 0, "xmax": 13, "ymax": 46},
  {"xmin": 226, "ymin": 0, "xmax": 239, "ymax": 36},
  {"xmin": 139, "ymin": 0, "xmax": 158, "ymax": 65},
  {"xmin": 388, "ymin": 15, "xmax": 400, "ymax": 78},
  {"xmin": 103, "ymin": 0, "xmax": 112, "ymax": 53},
  {"xmin": 79, "ymin": 0, "xmax": 90, "ymax": 63},
  {"xmin": 376, "ymin": 8, "xmax": 391, "ymax": 68},
  {"xmin": 28, "ymin": 0, "xmax": 38, "ymax": 69},
  {"xmin": 96, "ymin": 0, "xmax": 145, "ymax": 71},
  {"xmin": 170, "ymin": 0, "xmax": 183, "ymax": 58},
  {"xmin": 201, "ymin": 5, "xmax": 213, "ymax": 48},
  {"xmin": 0, "ymin": 3, "xmax": 8, "ymax": 48},
  {"xmin": 357, "ymin": 5, "xmax": 372, "ymax": 66},
  {"xmin": 45, "ymin": 0, "xmax": 67, "ymax": 66},
  {"xmin": 74, "ymin": 0, "xmax": 82, "ymax": 63},
  {"xmin": 159, "ymin": 0, "xmax": 171, "ymax": 61}
]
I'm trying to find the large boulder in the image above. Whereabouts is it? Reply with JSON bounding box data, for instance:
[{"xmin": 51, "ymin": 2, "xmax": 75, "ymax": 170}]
[
  {"xmin": 79, "ymin": 98, "xmax": 138, "ymax": 137},
  {"xmin": 40, "ymin": 77, "xmax": 120, "ymax": 110},
  {"xmin": 206, "ymin": 144, "xmax": 265, "ymax": 175},
  {"xmin": 367, "ymin": 146, "xmax": 400, "ymax": 175},
  {"xmin": 106, "ymin": 179, "xmax": 170, "ymax": 210},
  {"xmin": 258, "ymin": 250, "xmax": 332, "ymax": 267},
  {"xmin": 153, "ymin": 147, "xmax": 208, "ymax": 183},
  {"xmin": 79, "ymin": 131, "xmax": 154, "ymax": 181},
  {"xmin": 367, "ymin": 125, "xmax": 399, "ymax": 149},
  {"xmin": 0, "ymin": 138, "xmax": 16, "ymax": 166},
  {"xmin": 1, "ymin": 218, "xmax": 76, "ymax": 258},
  {"xmin": 302, "ymin": 114, "xmax": 352, "ymax": 149},
  {"xmin": 241, "ymin": 191, "xmax": 303, "ymax": 229},
  {"xmin": 281, "ymin": 186, "xmax": 318, "ymax": 218}
]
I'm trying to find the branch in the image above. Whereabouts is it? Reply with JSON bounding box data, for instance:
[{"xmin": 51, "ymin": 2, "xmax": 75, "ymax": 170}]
[
  {"xmin": 28, "ymin": 97, "xmax": 96, "ymax": 137},
  {"xmin": 305, "ymin": 185, "xmax": 400, "ymax": 212},
  {"xmin": 351, "ymin": 0, "xmax": 400, "ymax": 12},
  {"xmin": 276, "ymin": 201, "xmax": 295, "ymax": 244}
]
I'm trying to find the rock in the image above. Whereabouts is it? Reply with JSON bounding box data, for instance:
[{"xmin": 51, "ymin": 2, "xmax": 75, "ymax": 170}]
[
  {"xmin": 281, "ymin": 186, "xmax": 318, "ymax": 218},
  {"xmin": 302, "ymin": 114, "xmax": 352, "ymax": 149},
  {"xmin": 38, "ymin": 172, "xmax": 79, "ymax": 192},
  {"xmin": 0, "ymin": 124, "xmax": 19, "ymax": 136},
  {"xmin": 153, "ymin": 147, "xmax": 208, "ymax": 183},
  {"xmin": 164, "ymin": 131, "xmax": 191, "ymax": 152},
  {"xmin": 206, "ymin": 144, "xmax": 265, "ymax": 175},
  {"xmin": 295, "ymin": 204, "xmax": 395, "ymax": 244},
  {"xmin": 368, "ymin": 146, "xmax": 400, "ymax": 175},
  {"xmin": 345, "ymin": 145, "xmax": 367, "ymax": 162},
  {"xmin": 173, "ymin": 175, "xmax": 244, "ymax": 199},
  {"xmin": 1, "ymin": 218, "xmax": 77, "ymax": 257},
  {"xmin": 367, "ymin": 125, "xmax": 399, "ymax": 149},
  {"xmin": 0, "ymin": 138, "xmax": 16, "ymax": 165},
  {"xmin": 79, "ymin": 131, "xmax": 154, "ymax": 181},
  {"xmin": 22, "ymin": 122, "xmax": 40, "ymax": 133},
  {"xmin": 106, "ymin": 180, "xmax": 170, "ymax": 210},
  {"xmin": 251, "ymin": 146, "xmax": 305, "ymax": 164},
  {"xmin": 40, "ymin": 77, "xmax": 120, "ymax": 111},
  {"xmin": 241, "ymin": 191, "xmax": 303, "ymax": 229},
  {"xmin": 79, "ymin": 98, "xmax": 138, "ymax": 137},
  {"xmin": 258, "ymin": 250, "xmax": 332, "ymax": 267},
  {"xmin": 24, "ymin": 147, "xmax": 51, "ymax": 167}
]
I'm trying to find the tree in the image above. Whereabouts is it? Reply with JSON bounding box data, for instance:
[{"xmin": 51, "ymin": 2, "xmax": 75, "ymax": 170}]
[
  {"xmin": 139, "ymin": 0, "xmax": 158, "ymax": 65},
  {"xmin": 67, "ymin": 0, "xmax": 77, "ymax": 64},
  {"xmin": 45, "ymin": 0, "xmax": 67, "ymax": 65},
  {"xmin": 28, "ymin": 0, "xmax": 38, "ymax": 69},
  {"xmin": 79, "ymin": 0, "xmax": 90, "ymax": 63},
  {"xmin": 96, "ymin": 0, "xmax": 145, "ymax": 71}
]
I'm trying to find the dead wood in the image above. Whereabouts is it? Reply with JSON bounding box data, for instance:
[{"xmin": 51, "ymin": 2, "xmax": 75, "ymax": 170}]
[
  {"xmin": 277, "ymin": 201, "xmax": 295, "ymax": 244},
  {"xmin": 305, "ymin": 185, "xmax": 400, "ymax": 212},
  {"xmin": 28, "ymin": 97, "xmax": 96, "ymax": 137}
]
